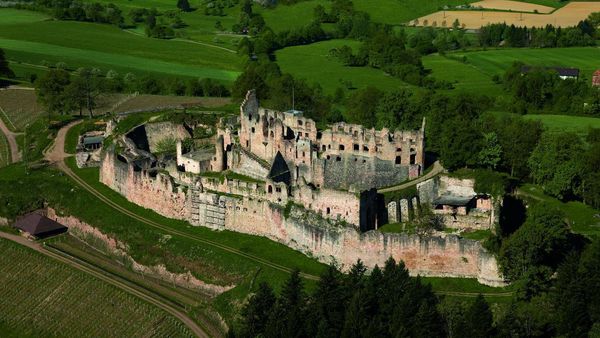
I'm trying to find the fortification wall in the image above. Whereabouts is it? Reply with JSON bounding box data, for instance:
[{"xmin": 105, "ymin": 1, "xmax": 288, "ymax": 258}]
[
  {"xmin": 223, "ymin": 200, "xmax": 504, "ymax": 286},
  {"xmin": 100, "ymin": 152, "xmax": 189, "ymax": 220},
  {"xmin": 101, "ymin": 154, "xmax": 504, "ymax": 286},
  {"xmin": 293, "ymin": 184, "xmax": 360, "ymax": 225},
  {"xmin": 316, "ymin": 154, "xmax": 409, "ymax": 191}
]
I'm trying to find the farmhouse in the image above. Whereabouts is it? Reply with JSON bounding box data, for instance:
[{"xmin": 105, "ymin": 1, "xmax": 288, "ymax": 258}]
[
  {"xmin": 14, "ymin": 212, "xmax": 68, "ymax": 238},
  {"xmin": 593, "ymin": 70, "xmax": 600, "ymax": 87},
  {"xmin": 521, "ymin": 66, "xmax": 579, "ymax": 80}
]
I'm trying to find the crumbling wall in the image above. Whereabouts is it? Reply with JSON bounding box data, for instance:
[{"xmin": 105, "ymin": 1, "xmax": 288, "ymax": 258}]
[
  {"xmin": 100, "ymin": 152, "xmax": 189, "ymax": 220},
  {"xmin": 223, "ymin": 200, "xmax": 504, "ymax": 286},
  {"xmin": 315, "ymin": 155, "xmax": 409, "ymax": 191},
  {"xmin": 144, "ymin": 122, "xmax": 191, "ymax": 153}
]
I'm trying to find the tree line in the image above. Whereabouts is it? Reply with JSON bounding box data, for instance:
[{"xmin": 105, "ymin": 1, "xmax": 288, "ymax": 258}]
[
  {"xmin": 35, "ymin": 67, "xmax": 229, "ymax": 117},
  {"xmin": 479, "ymin": 19, "xmax": 597, "ymax": 48}
]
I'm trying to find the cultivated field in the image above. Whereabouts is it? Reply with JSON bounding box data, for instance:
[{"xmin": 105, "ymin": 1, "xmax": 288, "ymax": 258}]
[
  {"xmin": 0, "ymin": 237, "xmax": 194, "ymax": 337},
  {"xmin": 0, "ymin": 88, "xmax": 44, "ymax": 132},
  {"xmin": 470, "ymin": 0, "xmax": 555, "ymax": 13},
  {"xmin": 0, "ymin": 132, "xmax": 9, "ymax": 167},
  {"xmin": 112, "ymin": 94, "xmax": 231, "ymax": 114},
  {"xmin": 413, "ymin": 1, "xmax": 600, "ymax": 28},
  {"xmin": 276, "ymin": 39, "xmax": 414, "ymax": 94},
  {"xmin": 0, "ymin": 9, "xmax": 241, "ymax": 81}
]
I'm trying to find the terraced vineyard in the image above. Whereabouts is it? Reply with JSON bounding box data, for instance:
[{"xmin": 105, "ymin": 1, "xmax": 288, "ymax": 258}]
[
  {"xmin": 0, "ymin": 89, "xmax": 43, "ymax": 132},
  {"xmin": 0, "ymin": 238, "xmax": 194, "ymax": 337},
  {"xmin": 0, "ymin": 131, "xmax": 9, "ymax": 167}
]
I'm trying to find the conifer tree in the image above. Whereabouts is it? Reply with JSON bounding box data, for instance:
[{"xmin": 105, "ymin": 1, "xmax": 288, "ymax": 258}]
[
  {"xmin": 238, "ymin": 282, "xmax": 276, "ymax": 338},
  {"xmin": 465, "ymin": 295, "xmax": 494, "ymax": 338}
]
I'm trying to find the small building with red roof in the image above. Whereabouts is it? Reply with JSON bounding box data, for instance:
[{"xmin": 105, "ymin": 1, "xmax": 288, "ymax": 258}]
[{"xmin": 593, "ymin": 70, "xmax": 600, "ymax": 87}]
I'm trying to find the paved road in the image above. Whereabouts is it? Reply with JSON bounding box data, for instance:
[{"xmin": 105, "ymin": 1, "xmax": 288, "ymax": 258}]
[
  {"xmin": 379, "ymin": 161, "xmax": 444, "ymax": 193},
  {"xmin": 0, "ymin": 231, "xmax": 209, "ymax": 338},
  {"xmin": 0, "ymin": 110, "xmax": 22, "ymax": 163}
]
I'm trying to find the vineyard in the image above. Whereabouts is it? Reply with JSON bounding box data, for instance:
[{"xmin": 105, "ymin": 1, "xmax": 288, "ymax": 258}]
[
  {"xmin": 0, "ymin": 89, "xmax": 44, "ymax": 132},
  {"xmin": 0, "ymin": 132, "xmax": 9, "ymax": 167},
  {"xmin": 0, "ymin": 238, "xmax": 194, "ymax": 338}
]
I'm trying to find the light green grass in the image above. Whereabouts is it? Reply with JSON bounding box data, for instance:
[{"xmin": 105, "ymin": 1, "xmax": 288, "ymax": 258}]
[
  {"xmin": 276, "ymin": 39, "xmax": 414, "ymax": 94},
  {"xmin": 0, "ymin": 237, "xmax": 194, "ymax": 337},
  {"xmin": 518, "ymin": 184, "xmax": 600, "ymax": 238},
  {"xmin": 352, "ymin": 0, "xmax": 478, "ymax": 24},
  {"xmin": 524, "ymin": 114, "xmax": 600, "ymax": 135},
  {"xmin": 422, "ymin": 54, "xmax": 503, "ymax": 96},
  {"xmin": 489, "ymin": 111, "xmax": 600, "ymax": 136},
  {"xmin": 0, "ymin": 15, "xmax": 242, "ymax": 81},
  {"xmin": 422, "ymin": 47, "xmax": 600, "ymax": 96},
  {"xmin": 257, "ymin": 0, "xmax": 330, "ymax": 32},
  {"xmin": 442, "ymin": 47, "xmax": 600, "ymax": 80},
  {"xmin": 0, "ymin": 8, "xmax": 50, "ymax": 24}
]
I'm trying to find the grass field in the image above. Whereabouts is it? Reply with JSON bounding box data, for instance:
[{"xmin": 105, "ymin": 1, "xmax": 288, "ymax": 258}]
[
  {"xmin": 524, "ymin": 114, "xmax": 600, "ymax": 135},
  {"xmin": 518, "ymin": 184, "xmax": 600, "ymax": 238},
  {"xmin": 276, "ymin": 39, "xmax": 414, "ymax": 94},
  {"xmin": 489, "ymin": 111, "xmax": 600, "ymax": 136},
  {"xmin": 0, "ymin": 9, "xmax": 242, "ymax": 81},
  {"xmin": 422, "ymin": 54, "xmax": 503, "ymax": 96},
  {"xmin": 0, "ymin": 237, "xmax": 194, "ymax": 337},
  {"xmin": 422, "ymin": 47, "xmax": 600, "ymax": 95}
]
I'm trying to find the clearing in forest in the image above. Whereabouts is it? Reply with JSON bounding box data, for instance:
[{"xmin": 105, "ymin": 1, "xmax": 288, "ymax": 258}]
[
  {"xmin": 413, "ymin": 2, "xmax": 600, "ymax": 29},
  {"xmin": 470, "ymin": 0, "xmax": 555, "ymax": 13}
]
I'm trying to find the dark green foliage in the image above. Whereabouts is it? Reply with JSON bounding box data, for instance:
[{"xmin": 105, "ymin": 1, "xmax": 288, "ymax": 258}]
[
  {"xmin": 479, "ymin": 22, "xmax": 596, "ymax": 48},
  {"xmin": 528, "ymin": 132, "xmax": 585, "ymax": 200},
  {"xmin": 35, "ymin": 68, "xmax": 71, "ymax": 115},
  {"xmin": 177, "ymin": 0, "xmax": 192, "ymax": 12},
  {"xmin": 346, "ymin": 86, "xmax": 382, "ymax": 128},
  {"xmin": 238, "ymin": 282, "xmax": 276, "ymax": 338},
  {"xmin": 465, "ymin": 295, "xmax": 493, "ymax": 338},
  {"xmin": 29, "ymin": 0, "xmax": 125, "ymax": 27},
  {"xmin": 0, "ymin": 48, "xmax": 15, "ymax": 79},
  {"xmin": 233, "ymin": 259, "xmax": 449, "ymax": 338},
  {"xmin": 499, "ymin": 203, "xmax": 570, "ymax": 284}
]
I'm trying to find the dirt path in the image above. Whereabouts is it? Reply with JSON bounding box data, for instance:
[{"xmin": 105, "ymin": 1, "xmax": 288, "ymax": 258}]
[
  {"xmin": 0, "ymin": 231, "xmax": 209, "ymax": 338},
  {"xmin": 0, "ymin": 111, "xmax": 21, "ymax": 163},
  {"xmin": 379, "ymin": 161, "xmax": 444, "ymax": 193}
]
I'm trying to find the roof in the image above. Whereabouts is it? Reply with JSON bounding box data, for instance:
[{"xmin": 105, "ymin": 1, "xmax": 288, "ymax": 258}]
[
  {"xmin": 433, "ymin": 194, "xmax": 475, "ymax": 207},
  {"xmin": 285, "ymin": 109, "xmax": 304, "ymax": 116},
  {"xmin": 268, "ymin": 151, "xmax": 291, "ymax": 185},
  {"xmin": 14, "ymin": 213, "xmax": 67, "ymax": 237},
  {"xmin": 521, "ymin": 66, "xmax": 579, "ymax": 77},
  {"xmin": 83, "ymin": 136, "xmax": 104, "ymax": 145}
]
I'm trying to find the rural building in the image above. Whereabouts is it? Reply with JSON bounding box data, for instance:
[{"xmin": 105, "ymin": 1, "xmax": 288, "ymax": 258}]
[
  {"xmin": 593, "ymin": 70, "xmax": 600, "ymax": 87},
  {"xmin": 82, "ymin": 136, "xmax": 104, "ymax": 151},
  {"xmin": 521, "ymin": 66, "xmax": 579, "ymax": 80},
  {"xmin": 13, "ymin": 212, "xmax": 68, "ymax": 238}
]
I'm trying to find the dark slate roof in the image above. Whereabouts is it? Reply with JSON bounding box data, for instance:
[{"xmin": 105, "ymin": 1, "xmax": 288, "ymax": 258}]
[
  {"xmin": 83, "ymin": 136, "xmax": 104, "ymax": 145},
  {"xmin": 433, "ymin": 194, "xmax": 475, "ymax": 207},
  {"xmin": 268, "ymin": 151, "xmax": 291, "ymax": 186},
  {"xmin": 521, "ymin": 66, "xmax": 579, "ymax": 77},
  {"xmin": 14, "ymin": 213, "xmax": 67, "ymax": 236}
]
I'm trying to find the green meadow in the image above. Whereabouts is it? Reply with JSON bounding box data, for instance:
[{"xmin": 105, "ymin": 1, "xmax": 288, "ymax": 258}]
[
  {"xmin": 275, "ymin": 39, "xmax": 414, "ymax": 94},
  {"xmin": 524, "ymin": 114, "xmax": 600, "ymax": 135},
  {"xmin": 0, "ymin": 9, "xmax": 242, "ymax": 81},
  {"xmin": 422, "ymin": 47, "xmax": 600, "ymax": 95}
]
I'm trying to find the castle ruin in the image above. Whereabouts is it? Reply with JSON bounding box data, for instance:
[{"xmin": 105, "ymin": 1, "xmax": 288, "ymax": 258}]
[{"xmin": 99, "ymin": 90, "xmax": 504, "ymax": 286}]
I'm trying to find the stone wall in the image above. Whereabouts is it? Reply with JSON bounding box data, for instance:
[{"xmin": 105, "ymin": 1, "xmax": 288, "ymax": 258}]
[
  {"xmin": 223, "ymin": 200, "xmax": 504, "ymax": 286},
  {"xmin": 101, "ymin": 153, "xmax": 505, "ymax": 286},
  {"xmin": 100, "ymin": 152, "xmax": 189, "ymax": 221},
  {"xmin": 144, "ymin": 122, "xmax": 190, "ymax": 153},
  {"xmin": 315, "ymin": 154, "xmax": 409, "ymax": 191}
]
